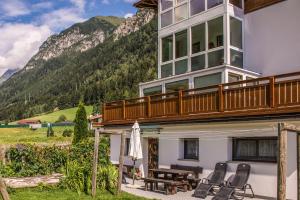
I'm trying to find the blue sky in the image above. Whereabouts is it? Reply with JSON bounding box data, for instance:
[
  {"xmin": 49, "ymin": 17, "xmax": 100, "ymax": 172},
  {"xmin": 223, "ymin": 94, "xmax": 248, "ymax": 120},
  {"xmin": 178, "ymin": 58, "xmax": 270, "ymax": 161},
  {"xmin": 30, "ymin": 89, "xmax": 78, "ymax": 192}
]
[{"xmin": 0, "ymin": 0, "xmax": 138, "ymax": 76}]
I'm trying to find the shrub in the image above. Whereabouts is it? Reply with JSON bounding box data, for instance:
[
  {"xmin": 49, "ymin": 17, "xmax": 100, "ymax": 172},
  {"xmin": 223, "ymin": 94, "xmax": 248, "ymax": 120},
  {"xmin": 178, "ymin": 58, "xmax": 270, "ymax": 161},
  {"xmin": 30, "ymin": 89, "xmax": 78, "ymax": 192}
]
[
  {"xmin": 73, "ymin": 102, "xmax": 88, "ymax": 144},
  {"xmin": 62, "ymin": 129, "xmax": 73, "ymax": 137},
  {"xmin": 57, "ymin": 114, "xmax": 67, "ymax": 122}
]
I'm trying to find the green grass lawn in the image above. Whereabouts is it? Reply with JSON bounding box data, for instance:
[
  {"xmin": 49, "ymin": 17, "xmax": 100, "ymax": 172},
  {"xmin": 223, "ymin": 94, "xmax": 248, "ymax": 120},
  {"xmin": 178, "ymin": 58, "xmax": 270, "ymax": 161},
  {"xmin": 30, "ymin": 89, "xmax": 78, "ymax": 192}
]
[
  {"xmin": 0, "ymin": 127, "xmax": 73, "ymax": 145},
  {"xmin": 9, "ymin": 188, "xmax": 150, "ymax": 200},
  {"xmin": 10, "ymin": 106, "xmax": 93, "ymax": 124}
]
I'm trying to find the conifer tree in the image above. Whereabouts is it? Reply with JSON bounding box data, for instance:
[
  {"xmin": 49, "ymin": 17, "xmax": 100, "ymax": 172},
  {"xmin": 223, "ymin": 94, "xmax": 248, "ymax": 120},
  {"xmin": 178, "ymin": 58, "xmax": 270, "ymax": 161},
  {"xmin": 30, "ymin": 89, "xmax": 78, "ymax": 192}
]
[{"xmin": 73, "ymin": 102, "xmax": 88, "ymax": 144}]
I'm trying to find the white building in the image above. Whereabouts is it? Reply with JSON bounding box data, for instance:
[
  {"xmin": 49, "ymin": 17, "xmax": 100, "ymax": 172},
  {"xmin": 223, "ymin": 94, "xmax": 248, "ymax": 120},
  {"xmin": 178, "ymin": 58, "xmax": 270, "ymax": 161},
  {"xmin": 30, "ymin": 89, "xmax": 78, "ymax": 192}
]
[{"xmin": 102, "ymin": 0, "xmax": 300, "ymax": 199}]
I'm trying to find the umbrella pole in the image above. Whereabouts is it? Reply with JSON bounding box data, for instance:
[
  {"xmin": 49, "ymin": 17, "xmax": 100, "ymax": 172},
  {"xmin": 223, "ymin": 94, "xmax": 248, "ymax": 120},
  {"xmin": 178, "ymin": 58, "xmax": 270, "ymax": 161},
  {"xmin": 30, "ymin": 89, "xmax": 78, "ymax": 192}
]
[{"xmin": 132, "ymin": 159, "xmax": 136, "ymax": 185}]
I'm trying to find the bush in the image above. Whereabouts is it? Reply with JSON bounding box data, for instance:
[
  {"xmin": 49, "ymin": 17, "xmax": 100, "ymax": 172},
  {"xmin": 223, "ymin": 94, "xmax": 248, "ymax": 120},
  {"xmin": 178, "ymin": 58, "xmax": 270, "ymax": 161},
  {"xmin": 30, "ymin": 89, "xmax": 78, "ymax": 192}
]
[
  {"xmin": 73, "ymin": 102, "xmax": 88, "ymax": 144},
  {"xmin": 57, "ymin": 114, "xmax": 67, "ymax": 122},
  {"xmin": 62, "ymin": 129, "xmax": 73, "ymax": 137}
]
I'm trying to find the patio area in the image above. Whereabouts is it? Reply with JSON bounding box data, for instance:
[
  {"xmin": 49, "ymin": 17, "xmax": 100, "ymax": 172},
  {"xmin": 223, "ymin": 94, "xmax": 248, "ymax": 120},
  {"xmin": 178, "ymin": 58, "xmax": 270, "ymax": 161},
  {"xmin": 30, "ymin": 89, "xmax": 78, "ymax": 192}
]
[{"xmin": 122, "ymin": 178, "xmax": 270, "ymax": 200}]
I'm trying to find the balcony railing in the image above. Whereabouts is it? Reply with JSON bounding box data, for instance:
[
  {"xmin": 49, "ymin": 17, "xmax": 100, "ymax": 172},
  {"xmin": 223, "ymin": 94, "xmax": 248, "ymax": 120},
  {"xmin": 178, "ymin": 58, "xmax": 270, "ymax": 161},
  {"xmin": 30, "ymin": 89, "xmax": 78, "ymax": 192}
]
[{"xmin": 102, "ymin": 72, "xmax": 300, "ymax": 125}]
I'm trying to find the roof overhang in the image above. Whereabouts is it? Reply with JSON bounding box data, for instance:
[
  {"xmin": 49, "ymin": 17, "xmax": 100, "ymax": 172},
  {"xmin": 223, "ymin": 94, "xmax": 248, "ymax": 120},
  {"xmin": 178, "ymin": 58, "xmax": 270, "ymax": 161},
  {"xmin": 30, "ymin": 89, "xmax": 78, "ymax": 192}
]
[{"xmin": 134, "ymin": 0, "xmax": 158, "ymax": 9}]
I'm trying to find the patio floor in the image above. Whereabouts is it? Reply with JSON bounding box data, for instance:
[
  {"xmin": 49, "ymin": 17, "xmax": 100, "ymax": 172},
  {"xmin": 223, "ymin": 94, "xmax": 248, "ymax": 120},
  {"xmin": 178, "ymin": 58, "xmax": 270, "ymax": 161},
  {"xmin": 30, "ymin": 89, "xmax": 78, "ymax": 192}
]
[{"xmin": 122, "ymin": 178, "xmax": 271, "ymax": 200}]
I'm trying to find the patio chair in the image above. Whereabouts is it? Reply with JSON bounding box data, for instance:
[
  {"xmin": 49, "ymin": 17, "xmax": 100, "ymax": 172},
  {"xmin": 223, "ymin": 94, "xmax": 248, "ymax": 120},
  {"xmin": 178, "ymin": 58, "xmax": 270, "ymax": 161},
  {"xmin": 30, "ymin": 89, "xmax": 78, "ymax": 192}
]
[
  {"xmin": 212, "ymin": 163, "xmax": 254, "ymax": 200},
  {"xmin": 193, "ymin": 162, "xmax": 227, "ymax": 199}
]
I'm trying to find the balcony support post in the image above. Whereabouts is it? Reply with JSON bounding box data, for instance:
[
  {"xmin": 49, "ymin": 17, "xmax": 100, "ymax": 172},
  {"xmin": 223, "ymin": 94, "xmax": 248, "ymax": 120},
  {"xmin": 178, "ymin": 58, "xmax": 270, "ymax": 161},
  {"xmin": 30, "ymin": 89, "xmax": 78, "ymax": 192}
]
[
  {"xmin": 178, "ymin": 90, "xmax": 183, "ymax": 115},
  {"xmin": 269, "ymin": 77, "xmax": 275, "ymax": 108},
  {"xmin": 218, "ymin": 85, "xmax": 224, "ymax": 112},
  {"xmin": 102, "ymin": 103, "xmax": 106, "ymax": 122},
  {"xmin": 147, "ymin": 96, "xmax": 151, "ymax": 117}
]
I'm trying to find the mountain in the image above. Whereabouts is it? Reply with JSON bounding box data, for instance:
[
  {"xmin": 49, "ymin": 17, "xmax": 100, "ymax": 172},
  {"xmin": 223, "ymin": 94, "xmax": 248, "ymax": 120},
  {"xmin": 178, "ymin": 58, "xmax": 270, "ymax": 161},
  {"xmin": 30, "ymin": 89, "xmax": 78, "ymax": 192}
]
[
  {"xmin": 0, "ymin": 68, "xmax": 19, "ymax": 85},
  {"xmin": 0, "ymin": 9, "xmax": 157, "ymax": 122}
]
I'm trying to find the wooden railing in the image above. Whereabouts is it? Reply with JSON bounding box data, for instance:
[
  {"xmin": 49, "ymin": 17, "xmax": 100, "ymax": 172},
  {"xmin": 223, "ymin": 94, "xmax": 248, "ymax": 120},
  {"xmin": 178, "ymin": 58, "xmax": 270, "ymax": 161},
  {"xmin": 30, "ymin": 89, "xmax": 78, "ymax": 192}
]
[
  {"xmin": 103, "ymin": 72, "xmax": 300, "ymax": 125},
  {"xmin": 244, "ymin": 0, "xmax": 285, "ymax": 13}
]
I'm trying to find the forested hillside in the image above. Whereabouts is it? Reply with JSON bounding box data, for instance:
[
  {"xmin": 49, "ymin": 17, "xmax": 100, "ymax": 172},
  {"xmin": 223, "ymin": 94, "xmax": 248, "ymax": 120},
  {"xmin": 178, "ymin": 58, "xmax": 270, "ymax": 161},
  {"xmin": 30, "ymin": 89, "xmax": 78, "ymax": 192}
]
[{"xmin": 0, "ymin": 13, "xmax": 157, "ymax": 122}]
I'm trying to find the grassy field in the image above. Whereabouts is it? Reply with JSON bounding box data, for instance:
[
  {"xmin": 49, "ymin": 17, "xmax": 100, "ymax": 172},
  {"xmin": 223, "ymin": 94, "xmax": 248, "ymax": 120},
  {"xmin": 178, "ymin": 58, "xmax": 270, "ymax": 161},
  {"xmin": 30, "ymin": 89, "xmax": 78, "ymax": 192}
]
[
  {"xmin": 10, "ymin": 106, "xmax": 93, "ymax": 124},
  {"xmin": 9, "ymin": 188, "xmax": 150, "ymax": 200},
  {"xmin": 0, "ymin": 127, "xmax": 73, "ymax": 145}
]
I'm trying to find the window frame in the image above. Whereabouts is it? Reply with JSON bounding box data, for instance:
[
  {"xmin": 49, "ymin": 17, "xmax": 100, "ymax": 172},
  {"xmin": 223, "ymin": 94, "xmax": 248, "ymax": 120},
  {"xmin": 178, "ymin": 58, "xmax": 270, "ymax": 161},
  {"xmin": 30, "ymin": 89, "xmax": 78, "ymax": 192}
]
[
  {"xmin": 232, "ymin": 137, "xmax": 278, "ymax": 163},
  {"xmin": 183, "ymin": 138, "xmax": 199, "ymax": 160}
]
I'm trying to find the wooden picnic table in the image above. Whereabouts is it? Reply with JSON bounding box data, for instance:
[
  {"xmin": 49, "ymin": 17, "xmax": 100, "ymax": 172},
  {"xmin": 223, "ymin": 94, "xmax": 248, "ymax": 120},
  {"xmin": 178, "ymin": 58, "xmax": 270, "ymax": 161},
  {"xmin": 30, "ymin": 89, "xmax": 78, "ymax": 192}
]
[{"xmin": 150, "ymin": 168, "xmax": 193, "ymax": 181}]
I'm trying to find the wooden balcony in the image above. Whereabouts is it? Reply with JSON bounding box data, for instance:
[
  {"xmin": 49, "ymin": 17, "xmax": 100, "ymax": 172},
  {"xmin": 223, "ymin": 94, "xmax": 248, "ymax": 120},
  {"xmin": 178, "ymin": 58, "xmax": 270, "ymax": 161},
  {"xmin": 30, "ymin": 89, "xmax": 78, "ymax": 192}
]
[{"xmin": 102, "ymin": 72, "xmax": 300, "ymax": 126}]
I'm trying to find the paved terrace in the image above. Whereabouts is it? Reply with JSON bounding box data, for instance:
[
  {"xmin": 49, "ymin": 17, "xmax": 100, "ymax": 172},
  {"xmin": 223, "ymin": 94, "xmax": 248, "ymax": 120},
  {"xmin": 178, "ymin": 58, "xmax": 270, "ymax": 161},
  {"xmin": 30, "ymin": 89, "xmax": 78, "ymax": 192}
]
[{"xmin": 122, "ymin": 178, "xmax": 273, "ymax": 200}]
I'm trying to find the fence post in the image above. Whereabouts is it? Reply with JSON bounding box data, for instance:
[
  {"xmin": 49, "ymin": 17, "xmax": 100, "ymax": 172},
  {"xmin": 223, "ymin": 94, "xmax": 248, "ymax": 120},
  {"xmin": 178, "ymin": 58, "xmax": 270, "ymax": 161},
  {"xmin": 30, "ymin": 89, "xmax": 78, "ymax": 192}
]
[
  {"xmin": 122, "ymin": 100, "xmax": 126, "ymax": 120},
  {"xmin": 0, "ymin": 178, "xmax": 10, "ymax": 200},
  {"xmin": 269, "ymin": 77, "xmax": 275, "ymax": 108},
  {"xmin": 147, "ymin": 96, "xmax": 151, "ymax": 118},
  {"xmin": 218, "ymin": 85, "xmax": 224, "ymax": 112},
  {"xmin": 178, "ymin": 90, "xmax": 183, "ymax": 115}
]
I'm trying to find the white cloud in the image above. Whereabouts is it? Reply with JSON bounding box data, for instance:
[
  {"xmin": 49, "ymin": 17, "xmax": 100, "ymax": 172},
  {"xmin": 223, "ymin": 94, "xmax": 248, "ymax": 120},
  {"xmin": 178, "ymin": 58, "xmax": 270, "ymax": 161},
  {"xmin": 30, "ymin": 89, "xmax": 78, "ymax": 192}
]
[
  {"xmin": 1, "ymin": 0, "xmax": 30, "ymax": 17},
  {"xmin": 124, "ymin": 13, "xmax": 134, "ymax": 18},
  {"xmin": 70, "ymin": 0, "xmax": 86, "ymax": 11},
  {"xmin": 101, "ymin": 0, "xmax": 110, "ymax": 5},
  {"xmin": 123, "ymin": 0, "xmax": 137, "ymax": 3},
  {"xmin": 39, "ymin": 8, "xmax": 86, "ymax": 32},
  {"xmin": 0, "ymin": 23, "xmax": 51, "ymax": 76},
  {"xmin": 32, "ymin": 2, "xmax": 53, "ymax": 10}
]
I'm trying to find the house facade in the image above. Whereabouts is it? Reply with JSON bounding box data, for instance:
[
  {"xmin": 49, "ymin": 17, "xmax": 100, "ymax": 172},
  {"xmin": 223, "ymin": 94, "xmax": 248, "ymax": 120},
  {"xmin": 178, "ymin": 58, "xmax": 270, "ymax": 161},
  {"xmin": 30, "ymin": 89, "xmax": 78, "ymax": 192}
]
[{"xmin": 101, "ymin": 0, "xmax": 300, "ymax": 199}]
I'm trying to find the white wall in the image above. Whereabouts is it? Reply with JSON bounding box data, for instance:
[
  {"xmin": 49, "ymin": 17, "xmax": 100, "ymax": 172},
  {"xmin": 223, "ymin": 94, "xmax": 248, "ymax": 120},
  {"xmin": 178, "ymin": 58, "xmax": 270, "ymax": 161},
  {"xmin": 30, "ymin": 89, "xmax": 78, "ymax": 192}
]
[{"xmin": 244, "ymin": 0, "xmax": 300, "ymax": 76}]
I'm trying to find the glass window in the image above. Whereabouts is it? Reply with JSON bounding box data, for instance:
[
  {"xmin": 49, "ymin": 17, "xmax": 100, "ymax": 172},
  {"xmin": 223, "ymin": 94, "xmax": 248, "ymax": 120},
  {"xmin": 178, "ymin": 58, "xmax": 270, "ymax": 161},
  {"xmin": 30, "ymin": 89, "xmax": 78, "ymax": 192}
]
[
  {"xmin": 162, "ymin": 35, "xmax": 173, "ymax": 62},
  {"xmin": 176, "ymin": 0, "xmax": 186, "ymax": 4},
  {"xmin": 161, "ymin": 10, "xmax": 173, "ymax": 28},
  {"xmin": 190, "ymin": 0, "xmax": 205, "ymax": 15},
  {"xmin": 191, "ymin": 55, "xmax": 205, "ymax": 71},
  {"xmin": 228, "ymin": 73, "xmax": 242, "ymax": 83},
  {"xmin": 192, "ymin": 23, "xmax": 205, "ymax": 54},
  {"xmin": 233, "ymin": 137, "xmax": 278, "ymax": 162},
  {"xmin": 231, "ymin": 49, "xmax": 243, "ymax": 68},
  {"xmin": 194, "ymin": 73, "xmax": 222, "ymax": 88},
  {"xmin": 230, "ymin": 0, "xmax": 242, "ymax": 8},
  {"xmin": 166, "ymin": 79, "xmax": 189, "ymax": 93},
  {"xmin": 208, "ymin": 17, "xmax": 223, "ymax": 49},
  {"xmin": 125, "ymin": 138, "xmax": 130, "ymax": 156},
  {"xmin": 175, "ymin": 30, "xmax": 187, "ymax": 58},
  {"xmin": 230, "ymin": 17, "xmax": 243, "ymax": 49},
  {"xmin": 208, "ymin": 49, "xmax": 224, "ymax": 67},
  {"xmin": 175, "ymin": 3, "xmax": 188, "ymax": 22},
  {"xmin": 183, "ymin": 139, "xmax": 199, "ymax": 160},
  {"xmin": 161, "ymin": 63, "xmax": 173, "ymax": 78},
  {"xmin": 161, "ymin": 0, "xmax": 173, "ymax": 11},
  {"xmin": 175, "ymin": 59, "xmax": 188, "ymax": 75},
  {"xmin": 207, "ymin": 0, "xmax": 223, "ymax": 9},
  {"xmin": 143, "ymin": 86, "xmax": 162, "ymax": 96}
]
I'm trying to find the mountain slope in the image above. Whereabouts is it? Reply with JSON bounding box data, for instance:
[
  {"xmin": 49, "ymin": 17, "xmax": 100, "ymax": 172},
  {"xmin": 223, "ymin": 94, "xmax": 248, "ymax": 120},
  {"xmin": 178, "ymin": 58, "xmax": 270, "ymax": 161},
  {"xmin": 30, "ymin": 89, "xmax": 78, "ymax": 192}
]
[
  {"xmin": 0, "ymin": 9, "xmax": 157, "ymax": 122},
  {"xmin": 0, "ymin": 68, "xmax": 19, "ymax": 85}
]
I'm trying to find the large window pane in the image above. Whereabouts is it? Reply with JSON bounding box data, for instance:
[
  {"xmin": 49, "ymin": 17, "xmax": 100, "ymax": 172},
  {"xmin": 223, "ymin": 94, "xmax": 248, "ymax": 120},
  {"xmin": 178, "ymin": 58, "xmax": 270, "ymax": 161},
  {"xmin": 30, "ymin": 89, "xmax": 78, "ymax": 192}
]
[
  {"xmin": 161, "ymin": 63, "xmax": 173, "ymax": 78},
  {"xmin": 175, "ymin": 59, "xmax": 188, "ymax": 75},
  {"xmin": 207, "ymin": 0, "xmax": 223, "ymax": 9},
  {"xmin": 208, "ymin": 49, "xmax": 224, "ymax": 67},
  {"xmin": 161, "ymin": 0, "xmax": 173, "ymax": 11},
  {"xmin": 259, "ymin": 140, "xmax": 277, "ymax": 158},
  {"xmin": 236, "ymin": 140, "xmax": 257, "ymax": 157},
  {"xmin": 143, "ymin": 86, "xmax": 162, "ymax": 96},
  {"xmin": 194, "ymin": 73, "xmax": 222, "ymax": 88},
  {"xmin": 230, "ymin": 17, "xmax": 243, "ymax": 49},
  {"xmin": 166, "ymin": 79, "xmax": 189, "ymax": 93},
  {"xmin": 161, "ymin": 10, "xmax": 173, "ymax": 28},
  {"xmin": 190, "ymin": 0, "xmax": 205, "ymax": 15},
  {"xmin": 162, "ymin": 35, "xmax": 173, "ymax": 62},
  {"xmin": 175, "ymin": 3, "xmax": 188, "ymax": 22},
  {"xmin": 192, "ymin": 23, "xmax": 205, "ymax": 54},
  {"xmin": 230, "ymin": 49, "xmax": 243, "ymax": 68},
  {"xmin": 191, "ymin": 55, "xmax": 205, "ymax": 71},
  {"xmin": 175, "ymin": 30, "xmax": 187, "ymax": 58},
  {"xmin": 208, "ymin": 17, "xmax": 224, "ymax": 49}
]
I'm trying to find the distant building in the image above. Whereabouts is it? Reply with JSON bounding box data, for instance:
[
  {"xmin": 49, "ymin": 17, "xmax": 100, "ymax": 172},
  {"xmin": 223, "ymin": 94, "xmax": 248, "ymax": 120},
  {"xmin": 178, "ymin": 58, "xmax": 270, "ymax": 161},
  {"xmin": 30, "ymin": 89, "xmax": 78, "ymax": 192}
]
[{"xmin": 17, "ymin": 119, "xmax": 42, "ymax": 125}]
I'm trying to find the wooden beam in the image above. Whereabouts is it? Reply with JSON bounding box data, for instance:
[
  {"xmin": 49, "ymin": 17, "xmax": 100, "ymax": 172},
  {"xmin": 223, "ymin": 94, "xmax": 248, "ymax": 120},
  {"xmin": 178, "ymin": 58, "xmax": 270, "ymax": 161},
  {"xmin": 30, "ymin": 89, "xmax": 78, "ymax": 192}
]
[
  {"xmin": 91, "ymin": 130, "xmax": 100, "ymax": 197},
  {"xmin": 282, "ymin": 123, "xmax": 300, "ymax": 133},
  {"xmin": 0, "ymin": 178, "xmax": 10, "ymax": 200},
  {"xmin": 297, "ymin": 133, "xmax": 300, "ymax": 200},
  {"xmin": 117, "ymin": 131, "xmax": 126, "ymax": 195},
  {"xmin": 277, "ymin": 123, "xmax": 287, "ymax": 200}
]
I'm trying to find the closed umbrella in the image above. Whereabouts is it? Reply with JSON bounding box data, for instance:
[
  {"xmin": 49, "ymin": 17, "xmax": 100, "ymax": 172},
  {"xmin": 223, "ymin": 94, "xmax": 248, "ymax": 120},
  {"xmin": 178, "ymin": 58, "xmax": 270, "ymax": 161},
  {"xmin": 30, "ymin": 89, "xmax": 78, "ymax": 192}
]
[{"xmin": 129, "ymin": 121, "xmax": 144, "ymax": 185}]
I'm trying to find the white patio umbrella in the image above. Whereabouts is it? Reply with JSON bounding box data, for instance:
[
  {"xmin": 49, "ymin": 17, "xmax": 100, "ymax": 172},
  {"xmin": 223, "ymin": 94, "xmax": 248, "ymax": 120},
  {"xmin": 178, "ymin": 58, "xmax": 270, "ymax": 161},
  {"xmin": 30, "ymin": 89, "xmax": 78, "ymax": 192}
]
[{"xmin": 128, "ymin": 121, "xmax": 144, "ymax": 185}]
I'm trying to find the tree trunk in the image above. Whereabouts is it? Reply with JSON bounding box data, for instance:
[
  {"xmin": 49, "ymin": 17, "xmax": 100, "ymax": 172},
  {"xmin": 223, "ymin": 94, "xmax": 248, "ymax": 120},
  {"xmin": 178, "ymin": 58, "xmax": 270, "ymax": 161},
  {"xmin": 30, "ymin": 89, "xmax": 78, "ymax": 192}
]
[{"xmin": 0, "ymin": 178, "xmax": 10, "ymax": 200}]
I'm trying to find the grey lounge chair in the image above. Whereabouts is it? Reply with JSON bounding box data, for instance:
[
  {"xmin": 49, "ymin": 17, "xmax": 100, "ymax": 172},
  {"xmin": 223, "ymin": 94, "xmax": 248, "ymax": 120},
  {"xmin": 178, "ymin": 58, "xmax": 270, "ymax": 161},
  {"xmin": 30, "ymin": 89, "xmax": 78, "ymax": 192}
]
[
  {"xmin": 212, "ymin": 163, "xmax": 254, "ymax": 200},
  {"xmin": 193, "ymin": 162, "xmax": 227, "ymax": 199}
]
